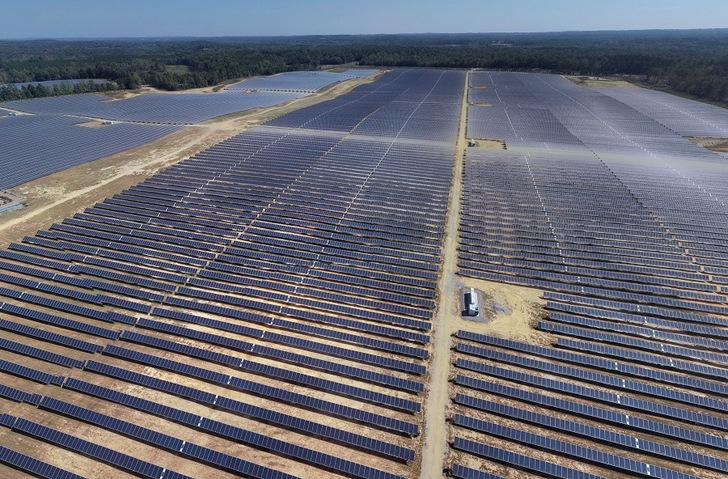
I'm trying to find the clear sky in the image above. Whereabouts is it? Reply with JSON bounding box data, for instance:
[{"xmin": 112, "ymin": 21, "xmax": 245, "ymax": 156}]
[{"xmin": 1, "ymin": 0, "xmax": 727, "ymax": 39}]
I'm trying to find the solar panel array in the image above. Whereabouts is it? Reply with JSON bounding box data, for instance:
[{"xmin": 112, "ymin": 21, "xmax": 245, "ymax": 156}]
[
  {"xmin": 225, "ymin": 70, "xmax": 374, "ymax": 93},
  {"xmin": 596, "ymin": 86, "xmax": 728, "ymax": 137},
  {"xmin": 5, "ymin": 70, "xmax": 377, "ymax": 126},
  {"xmin": 0, "ymin": 69, "xmax": 462, "ymax": 478},
  {"xmin": 341, "ymin": 69, "xmax": 380, "ymax": 78},
  {"xmin": 0, "ymin": 115, "xmax": 180, "ymax": 190},
  {"xmin": 6, "ymin": 79, "xmax": 111, "ymax": 90},
  {"xmin": 451, "ymin": 71, "xmax": 728, "ymax": 479},
  {"xmin": 4, "ymin": 90, "xmax": 306, "ymax": 124},
  {"xmin": 0, "ymin": 69, "xmax": 376, "ymax": 192}
]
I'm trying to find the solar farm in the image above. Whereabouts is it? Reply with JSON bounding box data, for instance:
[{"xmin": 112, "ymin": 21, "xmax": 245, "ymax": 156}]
[
  {"xmin": 0, "ymin": 67, "xmax": 727, "ymax": 479},
  {"xmin": 0, "ymin": 115, "xmax": 181, "ymax": 191},
  {"xmin": 0, "ymin": 71, "xmax": 370, "ymax": 192},
  {"xmin": 3, "ymin": 90, "xmax": 307, "ymax": 125},
  {"xmin": 225, "ymin": 70, "xmax": 380, "ymax": 93}
]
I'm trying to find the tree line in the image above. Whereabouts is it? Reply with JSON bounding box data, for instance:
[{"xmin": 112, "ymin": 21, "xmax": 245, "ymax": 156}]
[
  {"xmin": 1, "ymin": 30, "xmax": 727, "ymax": 106},
  {"xmin": 0, "ymin": 80, "xmax": 116, "ymax": 102}
]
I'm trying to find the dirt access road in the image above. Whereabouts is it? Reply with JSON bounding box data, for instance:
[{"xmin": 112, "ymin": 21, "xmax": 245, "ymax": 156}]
[
  {"xmin": 417, "ymin": 69, "xmax": 471, "ymax": 479},
  {"xmin": 0, "ymin": 73, "xmax": 382, "ymax": 248},
  {"xmin": 418, "ymin": 70, "xmax": 547, "ymax": 478}
]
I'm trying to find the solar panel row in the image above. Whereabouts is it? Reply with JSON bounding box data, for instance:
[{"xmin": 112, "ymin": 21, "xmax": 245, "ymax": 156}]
[
  {"xmin": 452, "ymin": 70, "xmax": 728, "ymax": 478},
  {"xmin": 36, "ymin": 396, "xmax": 299, "ymax": 479},
  {"xmin": 102, "ymin": 344, "xmax": 419, "ymax": 436},
  {"xmin": 82, "ymin": 359, "xmax": 415, "ymax": 462},
  {"xmin": 456, "ymin": 343, "xmax": 728, "ymax": 411},
  {"xmin": 455, "ymin": 369, "xmax": 728, "ymax": 437},
  {"xmin": 63, "ymin": 378, "xmax": 408, "ymax": 479},
  {"xmin": 454, "ymin": 414, "xmax": 701, "ymax": 479},
  {"xmin": 3, "ymin": 415, "xmax": 192, "ymax": 479},
  {"xmin": 453, "ymin": 437, "xmax": 607, "ymax": 479},
  {"xmin": 455, "ymin": 394, "xmax": 727, "ymax": 472},
  {"xmin": 0, "ymin": 68, "xmax": 462, "ymax": 478},
  {"xmin": 0, "ymin": 443, "xmax": 85, "ymax": 479}
]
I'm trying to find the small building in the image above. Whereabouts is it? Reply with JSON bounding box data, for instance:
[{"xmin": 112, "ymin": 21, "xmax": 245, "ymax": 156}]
[{"xmin": 463, "ymin": 287, "xmax": 479, "ymax": 316}]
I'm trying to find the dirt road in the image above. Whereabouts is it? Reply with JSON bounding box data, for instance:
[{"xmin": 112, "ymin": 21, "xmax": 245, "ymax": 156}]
[{"xmin": 418, "ymin": 70, "xmax": 471, "ymax": 479}]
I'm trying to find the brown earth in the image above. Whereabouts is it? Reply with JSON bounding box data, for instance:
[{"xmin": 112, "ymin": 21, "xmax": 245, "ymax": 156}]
[
  {"xmin": 457, "ymin": 278, "xmax": 547, "ymax": 345},
  {"xmin": 686, "ymin": 136, "xmax": 728, "ymax": 153},
  {"xmin": 74, "ymin": 119, "xmax": 109, "ymax": 128},
  {"xmin": 466, "ymin": 138, "xmax": 507, "ymax": 150},
  {"xmin": 565, "ymin": 75, "xmax": 636, "ymax": 88}
]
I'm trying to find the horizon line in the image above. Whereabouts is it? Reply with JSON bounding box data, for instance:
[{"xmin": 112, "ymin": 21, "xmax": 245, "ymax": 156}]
[{"xmin": 2, "ymin": 27, "xmax": 728, "ymax": 42}]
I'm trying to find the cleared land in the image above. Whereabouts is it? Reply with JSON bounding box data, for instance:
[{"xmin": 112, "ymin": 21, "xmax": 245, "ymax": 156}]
[
  {"xmin": 465, "ymin": 138, "xmax": 506, "ymax": 150},
  {"xmin": 687, "ymin": 136, "xmax": 728, "ymax": 153},
  {"xmin": 565, "ymin": 75, "xmax": 636, "ymax": 88}
]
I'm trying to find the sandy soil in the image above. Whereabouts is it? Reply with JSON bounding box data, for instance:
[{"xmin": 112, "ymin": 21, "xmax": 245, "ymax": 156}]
[
  {"xmin": 73, "ymin": 119, "xmax": 110, "ymax": 128},
  {"xmin": 686, "ymin": 136, "xmax": 728, "ymax": 153},
  {"xmin": 418, "ymin": 70, "xmax": 471, "ymax": 479},
  {"xmin": 457, "ymin": 278, "xmax": 548, "ymax": 344},
  {"xmin": 100, "ymin": 84, "xmax": 227, "ymax": 100},
  {"xmin": 466, "ymin": 138, "xmax": 506, "ymax": 150},
  {"xmin": 565, "ymin": 75, "xmax": 635, "ymax": 88}
]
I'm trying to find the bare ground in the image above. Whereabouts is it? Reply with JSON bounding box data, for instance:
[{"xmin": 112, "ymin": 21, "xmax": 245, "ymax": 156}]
[
  {"xmin": 418, "ymin": 70, "xmax": 470, "ymax": 479},
  {"xmin": 457, "ymin": 277, "xmax": 548, "ymax": 345},
  {"xmin": 565, "ymin": 75, "xmax": 636, "ymax": 88},
  {"xmin": 466, "ymin": 138, "xmax": 507, "ymax": 150},
  {"xmin": 686, "ymin": 136, "xmax": 728, "ymax": 153},
  {"xmin": 74, "ymin": 120, "xmax": 109, "ymax": 128}
]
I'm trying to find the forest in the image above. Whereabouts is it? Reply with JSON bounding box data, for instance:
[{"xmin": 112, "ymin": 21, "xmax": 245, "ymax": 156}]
[{"xmin": 1, "ymin": 29, "xmax": 727, "ymax": 106}]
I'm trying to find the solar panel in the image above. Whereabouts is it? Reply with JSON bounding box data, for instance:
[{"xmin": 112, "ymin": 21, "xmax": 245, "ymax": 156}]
[
  {"xmin": 454, "ymin": 415, "xmax": 700, "ymax": 479},
  {"xmin": 455, "ymin": 393, "xmax": 727, "ymax": 473},
  {"xmin": 0, "ymin": 443, "xmax": 86, "ymax": 479},
  {"xmin": 10, "ymin": 417, "xmax": 187, "ymax": 479},
  {"xmin": 456, "ymin": 359, "xmax": 728, "ymax": 434},
  {"xmin": 453, "ymin": 436, "xmax": 608, "ymax": 479},
  {"xmin": 102, "ymin": 344, "xmax": 419, "ymax": 436}
]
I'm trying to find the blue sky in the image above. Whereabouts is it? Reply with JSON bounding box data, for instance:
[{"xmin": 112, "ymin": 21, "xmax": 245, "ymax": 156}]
[{"xmin": 1, "ymin": 0, "xmax": 727, "ymax": 38}]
